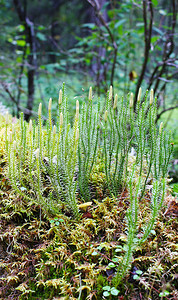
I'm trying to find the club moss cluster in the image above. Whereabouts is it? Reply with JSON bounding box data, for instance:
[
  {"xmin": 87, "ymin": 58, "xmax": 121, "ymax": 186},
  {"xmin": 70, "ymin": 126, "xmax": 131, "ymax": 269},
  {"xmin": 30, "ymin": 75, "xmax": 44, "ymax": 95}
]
[{"xmin": 0, "ymin": 85, "xmax": 176, "ymax": 299}]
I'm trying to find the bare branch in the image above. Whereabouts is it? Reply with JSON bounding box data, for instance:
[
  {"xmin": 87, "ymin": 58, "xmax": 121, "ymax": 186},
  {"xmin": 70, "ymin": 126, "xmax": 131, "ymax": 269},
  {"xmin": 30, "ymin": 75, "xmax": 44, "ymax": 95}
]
[
  {"xmin": 134, "ymin": 0, "xmax": 153, "ymax": 110},
  {"xmin": 0, "ymin": 81, "xmax": 47, "ymax": 120},
  {"xmin": 156, "ymin": 105, "xmax": 178, "ymax": 122},
  {"xmin": 0, "ymin": 82, "xmax": 18, "ymax": 105},
  {"xmin": 152, "ymin": 0, "xmax": 177, "ymax": 94},
  {"xmin": 18, "ymin": 105, "xmax": 48, "ymax": 120},
  {"xmin": 16, "ymin": 45, "xmax": 27, "ymax": 117},
  {"xmin": 87, "ymin": 0, "xmax": 118, "ymax": 88}
]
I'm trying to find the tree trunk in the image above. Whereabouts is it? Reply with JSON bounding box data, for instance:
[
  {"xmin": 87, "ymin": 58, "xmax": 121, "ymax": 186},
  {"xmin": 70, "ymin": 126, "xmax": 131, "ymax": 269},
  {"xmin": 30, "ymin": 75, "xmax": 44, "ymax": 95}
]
[
  {"xmin": 25, "ymin": 17, "xmax": 37, "ymax": 121},
  {"xmin": 13, "ymin": 0, "xmax": 36, "ymax": 121}
]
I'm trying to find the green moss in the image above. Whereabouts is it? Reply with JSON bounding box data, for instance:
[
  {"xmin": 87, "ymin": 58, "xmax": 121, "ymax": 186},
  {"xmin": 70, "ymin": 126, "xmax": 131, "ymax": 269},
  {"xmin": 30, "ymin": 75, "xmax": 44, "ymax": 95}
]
[{"xmin": 0, "ymin": 87, "xmax": 177, "ymax": 299}]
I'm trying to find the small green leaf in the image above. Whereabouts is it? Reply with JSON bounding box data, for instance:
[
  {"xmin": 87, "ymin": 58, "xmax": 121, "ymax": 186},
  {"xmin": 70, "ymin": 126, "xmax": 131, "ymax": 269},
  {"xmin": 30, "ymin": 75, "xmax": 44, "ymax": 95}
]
[
  {"xmin": 115, "ymin": 19, "xmax": 126, "ymax": 29},
  {"xmin": 97, "ymin": 245, "xmax": 103, "ymax": 251},
  {"xmin": 7, "ymin": 37, "xmax": 13, "ymax": 43},
  {"xmin": 159, "ymin": 9, "xmax": 167, "ymax": 16},
  {"xmin": 38, "ymin": 25, "xmax": 45, "ymax": 30},
  {"xmin": 58, "ymin": 218, "xmax": 64, "ymax": 223},
  {"xmin": 155, "ymin": 45, "xmax": 162, "ymax": 51},
  {"xmin": 49, "ymin": 220, "xmax": 54, "ymax": 224},
  {"xmin": 123, "ymin": 245, "xmax": 127, "ymax": 251},
  {"xmin": 115, "ymin": 246, "xmax": 122, "ymax": 252},
  {"xmin": 112, "ymin": 257, "xmax": 119, "ymax": 263},
  {"xmin": 16, "ymin": 56, "xmax": 22, "ymax": 63},
  {"xmin": 55, "ymin": 221, "xmax": 60, "ymax": 226},
  {"xmin": 17, "ymin": 24, "xmax": 25, "ymax": 32},
  {"xmin": 153, "ymin": 27, "xmax": 164, "ymax": 36},
  {"xmin": 133, "ymin": 238, "xmax": 139, "ymax": 244},
  {"xmin": 103, "ymin": 291, "xmax": 110, "ymax": 297},
  {"xmin": 135, "ymin": 270, "xmax": 143, "ymax": 275},
  {"xmin": 133, "ymin": 274, "xmax": 139, "ymax": 280},
  {"xmin": 16, "ymin": 40, "xmax": 26, "ymax": 47},
  {"xmin": 111, "ymin": 287, "xmax": 119, "ymax": 296},
  {"xmin": 173, "ymin": 183, "xmax": 178, "ymax": 193},
  {"xmin": 152, "ymin": 0, "xmax": 158, "ymax": 6},
  {"xmin": 20, "ymin": 186, "xmax": 27, "ymax": 191},
  {"xmin": 102, "ymin": 286, "xmax": 111, "ymax": 291},
  {"xmin": 151, "ymin": 36, "xmax": 159, "ymax": 44},
  {"xmin": 108, "ymin": 262, "xmax": 116, "ymax": 268},
  {"xmin": 36, "ymin": 32, "xmax": 46, "ymax": 41},
  {"xmin": 136, "ymin": 22, "xmax": 144, "ymax": 27},
  {"xmin": 150, "ymin": 229, "xmax": 156, "ymax": 235},
  {"xmin": 91, "ymin": 251, "xmax": 98, "ymax": 256},
  {"xmin": 159, "ymin": 290, "xmax": 170, "ymax": 297},
  {"xmin": 82, "ymin": 23, "xmax": 96, "ymax": 29}
]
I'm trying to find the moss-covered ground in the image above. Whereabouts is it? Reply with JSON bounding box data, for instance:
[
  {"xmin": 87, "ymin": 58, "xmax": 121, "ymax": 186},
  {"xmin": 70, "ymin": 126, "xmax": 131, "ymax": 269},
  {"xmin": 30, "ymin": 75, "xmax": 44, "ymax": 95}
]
[{"xmin": 0, "ymin": 115, "xmax": 177, "ymax": 300}]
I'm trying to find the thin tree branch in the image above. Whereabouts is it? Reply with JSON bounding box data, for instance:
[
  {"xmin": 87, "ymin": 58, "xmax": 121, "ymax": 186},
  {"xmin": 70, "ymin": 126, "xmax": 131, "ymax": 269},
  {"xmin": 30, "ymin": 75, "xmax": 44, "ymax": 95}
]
[
  {"xmin": 156, "ymin": 70, "xmax": 178, "ymax": 97},
  {"xmin": 134, "ymin": 0, "xmax": 153, "ymax": 110},
  {"xmin": 153, "ymin": 0, "xmax": 176, "ymax": 94},
  {"xmin": 87, "ymin": 0, "xmax": 118, "ymax": 88},
  {"xmin": 0, "ymin": 81, "xmax": 47, "ymax": 120},
  {"xmin": 13, "ymin": 0, "xmax": 25, "ymax": 22},
  {"xmin": 156, "ymin": 105, "xmax": 178, "ymax": 122},
  {"xmin": 13, "ymin": 0, "xmax": 37, "ymax": 121},
  {"xmin": 26, "ymin": 17, "xmax": 37, "ymax": 69},
  {"xmin": 18, "ymin": 105, "xmax": 48, "ymax": 120},
  {"xmin": 16, "ymin": 45, "xmax": 27, "ymax": 117},
  {"xmin": 0, "ymin": 82, "xmax": 18, "ymax": 105}
]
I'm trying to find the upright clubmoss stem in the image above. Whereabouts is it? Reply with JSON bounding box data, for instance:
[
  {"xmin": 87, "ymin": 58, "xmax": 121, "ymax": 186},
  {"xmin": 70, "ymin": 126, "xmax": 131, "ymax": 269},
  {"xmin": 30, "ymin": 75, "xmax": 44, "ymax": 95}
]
[
  {"xmin": 12, "ymin": 140, "xmax": 16, "ymax": 178},
  {"xmin": 89, "ymin": 87, "xmax": 92, "ymax": 101},
  {"xmin": 150, "ymin": 89, "xmax": 154, "ymax": 105},
  {"xmin": 159, "ymin": 122, "xmax": 163, "ymax": 134},
  {"xmin": 109, "ymin": 85, "xmax": 113, "ymax": 101},
  {"xmin": 58, "ymin": 89, "xmax": 62, "ymax": 105},
  {"xmin": 5, "ymin": 111, "xmax": 9, "ymax": 152},
  {"xmin": 48, "ymin": 98, "xmax": 52, "ymax": 130},
  {"xmin": 113, "ymin": 94, "xmax": 118, "ymax": 110},
  {"xmin": 137, "ymin": 87, "xmax": 142, "ymax": 102},
  {"xmin": 129, "ymin": 93, "xmax": 133, "ymax": 108},
  {"xmin": 58, "ymin": 89, "xmax": 62, "ymax": 120},
  {"xmin": 60, "ymin": 112, "xmax": 63, "ymax": 127},
  {"xmin": 51, "ymin": 125, "xmax": 56, "ymax": 159},
  {"xmin": 57, "ymin": 112, "xmax": 63, "ymax": 154},
  {"xmin": 28, "ymin": 120, "xmax": 33, "ymax": 179},
  {"xmin": 76, "ymin": 100, "xmax": 79, "ymax": 120},
  {"xmin": 104, "ymin": 110, "xmax": 108, "ymax": 122},
  {"xmin": 76, "ymin": 127, "xmax": 79, "ymax": 141},
  {"xmin": 38, "ymin": 103, "xmax": 43, "ymax": 160},
  {"xmin": 38, "ymin": 103, "xmax": 42, "ymax": 117}
]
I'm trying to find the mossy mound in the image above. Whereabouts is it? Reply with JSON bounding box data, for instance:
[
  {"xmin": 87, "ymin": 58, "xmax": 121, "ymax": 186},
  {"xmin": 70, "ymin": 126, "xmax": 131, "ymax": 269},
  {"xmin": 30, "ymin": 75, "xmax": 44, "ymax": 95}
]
[{"xmin": 0, "ymin": 114, "xmax": 177, "ymax": 299}]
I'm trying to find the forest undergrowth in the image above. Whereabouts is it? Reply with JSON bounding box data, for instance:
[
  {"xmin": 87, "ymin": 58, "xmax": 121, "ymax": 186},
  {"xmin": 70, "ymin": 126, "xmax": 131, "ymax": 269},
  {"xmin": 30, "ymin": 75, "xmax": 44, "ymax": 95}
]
[{"xmin": 0, "ymin": 86, "xmax": 177, "ymax": 300}]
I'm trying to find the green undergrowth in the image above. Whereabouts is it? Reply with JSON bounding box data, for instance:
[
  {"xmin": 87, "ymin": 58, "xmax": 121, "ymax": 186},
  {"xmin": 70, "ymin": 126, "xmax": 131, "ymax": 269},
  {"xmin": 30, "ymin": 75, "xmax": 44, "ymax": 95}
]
[
  {"xmin": 0, "ymin": 154, "xmax": 177, "ymax": 299},
  {"xmin": 0, "ymin": 87, "xmax": 177, "ymax": 299}
]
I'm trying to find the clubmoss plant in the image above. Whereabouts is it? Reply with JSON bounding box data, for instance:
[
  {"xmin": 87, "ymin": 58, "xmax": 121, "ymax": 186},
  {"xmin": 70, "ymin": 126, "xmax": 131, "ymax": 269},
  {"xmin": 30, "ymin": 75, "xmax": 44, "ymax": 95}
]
[
  {"xmin": 5, "ymin": 112, "xmax": 9, "ymax": 153},
  {"xmin": 39, "ymin": 92, "xmax": 80, "ymax": 219},
  {"xmin": 5, "ymin": 85, "xmax": 173, "ymax": 285},
  {"xmin": 110, "ymin": 89, "xmax": 173, "ymax": 287},
  {"xmin": 78, "ymin": 87, "xmax": 100, "ymax": 200}
]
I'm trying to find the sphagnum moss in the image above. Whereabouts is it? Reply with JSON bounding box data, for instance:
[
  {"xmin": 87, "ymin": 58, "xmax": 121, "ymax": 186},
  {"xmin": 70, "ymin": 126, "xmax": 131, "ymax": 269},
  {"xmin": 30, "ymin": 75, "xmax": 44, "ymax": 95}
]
[{"xmin": 5, "ymin": 85, "xmax": 173, "ymax": 290}]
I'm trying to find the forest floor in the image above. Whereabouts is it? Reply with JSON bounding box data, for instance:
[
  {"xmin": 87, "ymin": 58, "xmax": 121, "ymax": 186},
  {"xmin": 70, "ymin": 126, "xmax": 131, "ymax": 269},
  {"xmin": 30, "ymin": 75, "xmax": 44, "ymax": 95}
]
[{"xmin": 0, "ymin": 116, "xmax": 178, "ymax": 300}]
